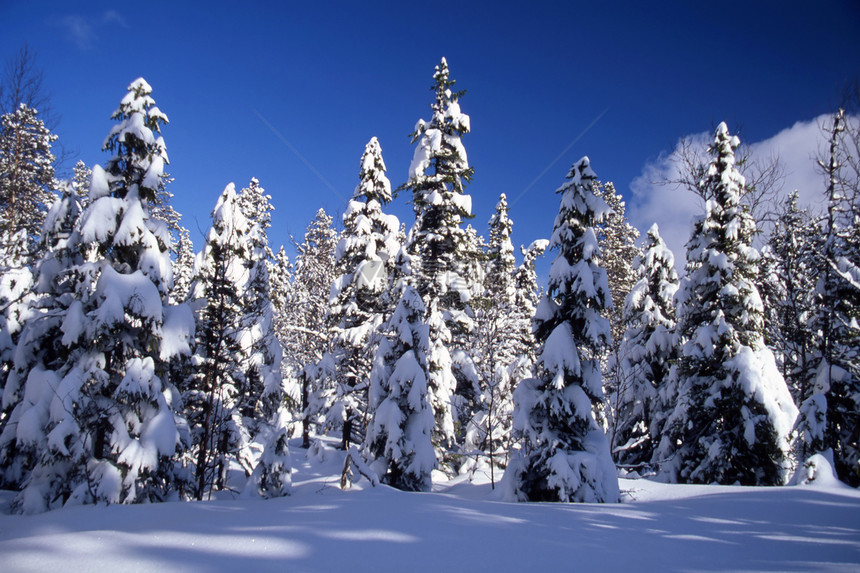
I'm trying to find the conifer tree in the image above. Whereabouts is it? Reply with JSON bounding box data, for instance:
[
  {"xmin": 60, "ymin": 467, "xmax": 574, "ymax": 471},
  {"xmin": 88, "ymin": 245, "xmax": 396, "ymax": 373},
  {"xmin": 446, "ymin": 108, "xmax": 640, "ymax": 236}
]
[
  {"xmin": 464, "ymin": 194, "xmax": 520, "ymax": 482},
  {"xmin": 236, "ymin": 178, "xmax": 282, "ymax": 427},
  {"xmin": 659, "ymin": 123, "xmax": 797, "ymax": 486},
  {"xmin": 595, "ymin": 181, "xmax": 641, "ymax": 434},
  {"xmin": 0, "ymin": 189, "xmax": 81, "ymax": 498},
  {"xmin": 509, "ymin": 239, "xmax": 548, "ymax": 373},
  {"xmin": 185, "ymin": 184, "xmax": 252, "ymax": 499},
  {"xmin": 0, "ymin": 102, "xmax": 57, "ymax": 394},
  {"xmin": 70, "ymin": 160, "xmax": 92, "ymax": 204},
  {"xmin": 795, "ymin": 110, "xmax": 860, "ymax": 485},
  {"xmin": 171, "ymin": 226, "xmax": 195, "ymax": 303},
  {"xmin": 596, "ymin": 182, "xmax": 640, "ymax": 343},
  {"xmin": 764, "ymin": 192, "xmax": 817, "ymax": 402},
  {"xmin": 0, "ymin": 103, "xmax": 57, "ymax": 247},
  {"xmin": 612, "ymin": 224, "xmax": 679, "ymax": 468},
  {"xmin": 235, "ymin": 178, "xmax": 286, "ymax": 488},
  {"xmin": 401, "ymin": 58, "xmax": 476, "ymax": 464},
  {"xmin": 311, "ymin": 138, "xmax": 400, "ymax": 449},
  {"xmin": 364, "ymin": 286, "xmax": 435, "ymax": 491},
  {"xmin": 503, "ymin": 157, "xmax": 619, "ymax": 503},
  {"xmin": 268, "ymin": 246, "xmax": 294, "ymax": 404},
  {"xmin": 286, "ymin": 209, "xmax": 338, "ymax": 447},
  {"xmin": 3, "ymin": 79, "xmax": 192, "ymax": 511}
]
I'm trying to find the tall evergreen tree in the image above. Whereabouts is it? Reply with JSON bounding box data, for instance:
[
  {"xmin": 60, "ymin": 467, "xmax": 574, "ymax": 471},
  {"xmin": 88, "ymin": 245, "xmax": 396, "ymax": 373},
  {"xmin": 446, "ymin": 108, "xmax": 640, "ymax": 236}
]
[
  {"xmin": 659, "ymin": 123, "xmax": 797, "ymax": 486},
  {"xmin": 464, "ymin": 194, "xmax": 520, "ymax": 483},
  {"xmin": 3, "ymin": 78, "xmax": 192, "ymax": 511},
  {"xmin": 0, "ymin": 103, "xmax": 57, "ymax": 247},
  {"xmin": 503, "ymin": 157, "xmax": 619, "ymax": 503},
  {"xmin": 235, "ymin": 178, "xmax": 286, "ymax": 489},
  {"xmin": 171, "ymin": 226, "xmax": 195, "ymax": 303},
  {"xmin": 236, "ymin": 178, "xmax": 282, "ymax": 420},
  {"xmin": 364, "ymin": 286, "xmax": 435, "ymax": 491},
  {"xmin": 286, "ymin": 209, "xmax": 338, "ymax": 447},
  {"xmin": 763, "ymin": 192, "xmax": 817, "ymax": 402},
  {"xmin": 185, "ymin": 182, "xmax": 287, "ymax": 499},
  {"xmin": 595, "ymin": 181, "xmax": 640, "ymax": 344},
  {"xmin": 612, "ymin": 224, "xmax": 679, "ymax": 469},
  {"xmin": 794, "ymin": 109, "xmax": 860, "ymax": 486},
  {"xmin": 268, "ymin": 246, "xmax": 294, "ymax": 405},
  {"xmin": 595, "ymin": 181, "xmax": 641, "ymax": 434},
  {"xmin": 311, "ymin": 137, "xmax": 400, "ymax": 449},
  {"xmin": 401, "ymin": 58, "xmax": 476, "ymax": 465},
  {"xmin": 0, "ymin": 188, "xmax": 81, "ymax": 499}
]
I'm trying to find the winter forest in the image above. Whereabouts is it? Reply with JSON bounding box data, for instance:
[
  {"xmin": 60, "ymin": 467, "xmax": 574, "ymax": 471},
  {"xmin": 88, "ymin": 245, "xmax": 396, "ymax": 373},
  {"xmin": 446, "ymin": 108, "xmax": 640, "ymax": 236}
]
[{"xmin": 0, "ymin": 49, "xmax": 859, "ymax": 523}]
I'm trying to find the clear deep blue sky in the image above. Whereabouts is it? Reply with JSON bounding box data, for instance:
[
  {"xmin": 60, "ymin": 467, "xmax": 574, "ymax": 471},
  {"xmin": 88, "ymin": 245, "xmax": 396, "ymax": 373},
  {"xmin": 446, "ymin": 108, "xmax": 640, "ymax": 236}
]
[{"xmin": 2, "ymin": 1, "xmax": 858, "ymax": 269}]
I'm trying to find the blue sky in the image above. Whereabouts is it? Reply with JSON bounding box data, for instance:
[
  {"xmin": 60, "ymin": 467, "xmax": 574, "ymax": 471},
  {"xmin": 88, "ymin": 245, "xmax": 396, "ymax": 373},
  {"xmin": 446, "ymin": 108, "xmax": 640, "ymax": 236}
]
[{"xmin": 2, "ymin": 1, "xmax": 858, "ymax": 272}]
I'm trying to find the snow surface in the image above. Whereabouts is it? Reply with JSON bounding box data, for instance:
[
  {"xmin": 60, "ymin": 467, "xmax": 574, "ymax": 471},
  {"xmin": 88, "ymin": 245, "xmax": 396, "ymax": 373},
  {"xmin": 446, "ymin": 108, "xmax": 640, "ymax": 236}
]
[{"xmin": 0, "ymin": 438, "xmax": 858, "ymax": 572}]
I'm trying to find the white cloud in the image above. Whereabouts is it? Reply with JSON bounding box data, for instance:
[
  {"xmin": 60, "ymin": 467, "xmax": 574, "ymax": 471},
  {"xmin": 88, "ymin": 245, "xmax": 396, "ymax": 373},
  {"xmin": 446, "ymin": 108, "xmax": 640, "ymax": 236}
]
[
  {"xmin": 54, "ymin": 10, "xmax": 127, "ymax": 50},
  {"xmin": 57, "ymin": 15, "xmax": 95, "ymax": 50},
  {"xmin": 627, "ymin": 115, "xmax": 834, "ymax": 274},
  {"xmin": 102, "ymin": 10, "xmax": 128, "ymax": 28}
]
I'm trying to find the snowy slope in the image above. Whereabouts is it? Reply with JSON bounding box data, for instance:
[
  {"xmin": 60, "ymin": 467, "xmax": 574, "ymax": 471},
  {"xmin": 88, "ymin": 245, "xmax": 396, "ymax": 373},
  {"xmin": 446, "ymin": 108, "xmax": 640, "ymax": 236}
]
[{"xmin": 1, "ymin": 440, "xmax": 858, "ymax": 572}]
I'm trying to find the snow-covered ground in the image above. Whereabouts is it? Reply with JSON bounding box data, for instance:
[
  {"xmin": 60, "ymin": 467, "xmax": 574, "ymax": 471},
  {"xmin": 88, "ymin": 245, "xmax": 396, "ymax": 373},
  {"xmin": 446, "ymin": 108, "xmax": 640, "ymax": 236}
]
[{"xmin": 1, "ymin": 440, "xmax": 858, "ymax": 572}]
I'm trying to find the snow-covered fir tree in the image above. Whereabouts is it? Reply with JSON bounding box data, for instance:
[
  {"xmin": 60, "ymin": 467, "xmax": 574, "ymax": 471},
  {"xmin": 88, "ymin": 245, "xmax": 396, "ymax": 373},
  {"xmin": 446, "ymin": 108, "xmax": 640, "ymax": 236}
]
[
  {"xmin": 70, "ymin": 160, "xmax": 92, "ymax": 205},
  {"xmin": 595, "ymin": 181, "xmax": 640, "ymax": 344},
  {"xmin": 595, "ymin": 181, "xmax": 641, "ymax": 436},
  {"xmin": 763, "ymin": 191, "xmax": 818, "ymax": 402},
  {"xmin": 364, "ymin": 286, "xmax": 435, "ymax": 491},
  {"xmin": 186, "ymin": 183, "xmax": 286, "ymax": 499},
  {"xmin": 0, "ymin": 102, "xmax": 57, "ymax": 394},
  {"xmin": 611, "ymin": 224, "xmax": 679, "ymax": 469},
  {"xmin": 286, "ymin": 209, "xmax": 338, "ymax": 447},
  {"xmin": 0, "ymin": 102, "xmax": 57, "ymax": 247},
  {"xmin": 235, "ymin": 178, "xmax": 286, "ymax": 492},
  {"xmin": 509, "ymin": 239, "xmax": 549, "ymax": 374},
  {"xmin": 171, "ymin": 226, "xmax": 195, "ymax": 303},
  {"xmin": 268, "ymin": 245, "xmax": 294, "ymax": 403},
  {"xmin": 659, "ymin": 123, "xmax": 797, "ymax": 486},
  {"xmin": 236, "ymin": 178, "xmax": 281, "ymax": 415},
  {"xmin": 503, "ymin": 157, "xmax": 619, "ymax": 503},
  {"xmin": 0, "ymin": 188, "xmax": 81, "ymax": 498},
  {"xmin": 3, "ymin": 78, "xmax": 193, "ymax": 512},
  {"xmin": 310, "ymin": 137, "xmax": 400, "ymax": 450},
  {"xmin": 794, "ymin": 109, "xmax": 860, "ymax": 486},
  {"xmin": 401, "ymin": 58, "xmax": 477, "ymax": 466},
  {"xmin": 464, "ymin": 194, "xmax": 520, "ymax": 483}
]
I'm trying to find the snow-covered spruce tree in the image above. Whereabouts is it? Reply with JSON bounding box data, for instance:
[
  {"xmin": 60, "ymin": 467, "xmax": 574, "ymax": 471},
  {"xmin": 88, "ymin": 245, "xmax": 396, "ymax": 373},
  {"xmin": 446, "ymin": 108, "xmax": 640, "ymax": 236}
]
[
  {"xmin": 509, "ymin": 239, "xmax": 549, "ymax": 375},
  {"xmin": 364, "ymin": 286, "xmax": 435, "ymax": 491},
  {"xmin": 660, "ymin": 123, "xmax": 797, "ymax": 486},
  {"xmin": 0, "ymin": 188, "xmax": 81, "ymax": 498},
  {"xmin": 763, "ymin": 191, "xmax": 818, "ymax": 402},
  {"xmin": 401, "ymin": 58, "xmax": 476, "ymax": 466},
  {"xmin": 0, "ymin": 103, "xmax": 57, "ymax": 393},
  {"xmin": 595, "ymin": 181, "xmax": 641, "ymax": 435},
  {"xmin": 464, "ymin": 194, "xmax": 520, "ymax": 483},
  {"xmin": 171, "ymin": 226, "xmax": 195, "ymax": 303},
  {"xmin": 267, "ymin": 246, "xmax": 294, "ymax": 404},
  {"xmin": 0, "ymin": 102, "xmax": 57, "ymax": 247},
  {"xmin": 612, "ymin": 224, "xmax": 679, "ymax": 469},
  {"xmin": 70, "ymin": 160, "xmax": 92, "ymax": 205},
  {"xmin": 502, "ymin": 157, "xmax": 618, "ymax": 503},
  {"xmin": 236, "ymin": 178, "xmax": 282, "ymax": 419},
  {"xmin": 595, "ymin": 181, "xmax": 640, "ymax": 344},
  {"xmin": 794, "ymin": 109, "xmax": 860, "ymax": 486},
  {"xmin": 310, "ymin": 137, "xmax": 400, "ymax": 450},
  {"xmin": 286, "ymin": 209, "xmax": 338, "ymax": 447},
  {"xmin": 185, "ymin": 183, "xmax": 252, "ymax": 499},
  {"xmin": 234, "ymin": 178, "xmax": 287, "ymax": 493},
  {"xmin": 7, "ymin": 79, "xmax": 192, "ymax": 511}
]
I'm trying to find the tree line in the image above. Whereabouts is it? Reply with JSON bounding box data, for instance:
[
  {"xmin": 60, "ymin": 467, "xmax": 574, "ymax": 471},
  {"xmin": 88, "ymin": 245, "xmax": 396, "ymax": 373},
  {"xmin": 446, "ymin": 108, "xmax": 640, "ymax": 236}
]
[{"xmin": 0, "ymin": 53, "xmax": 857, "ymax": 513}]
